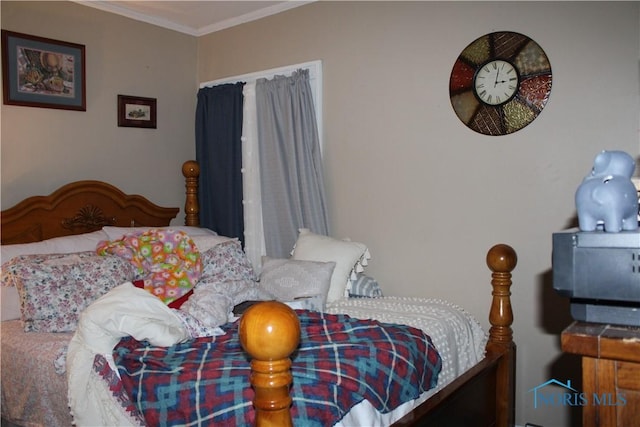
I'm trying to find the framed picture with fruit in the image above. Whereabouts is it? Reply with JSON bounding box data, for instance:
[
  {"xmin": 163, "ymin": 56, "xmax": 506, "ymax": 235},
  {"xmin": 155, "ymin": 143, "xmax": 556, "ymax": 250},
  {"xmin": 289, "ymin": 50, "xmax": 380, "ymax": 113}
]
[{"xmin": 1, "ymin": 30, "xmax": 86, "ymax": 111}]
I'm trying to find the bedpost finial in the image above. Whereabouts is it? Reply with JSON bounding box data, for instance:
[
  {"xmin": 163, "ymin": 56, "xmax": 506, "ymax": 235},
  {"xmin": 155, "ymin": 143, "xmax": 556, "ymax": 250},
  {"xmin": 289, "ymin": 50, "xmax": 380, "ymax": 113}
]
[
  {"xmin": 239, "ymin": 301, "xmax": 300, "ymax": 426},
  {"xmin": 239, "ymin": 301, "xmax": 300, "ymax": 361},
  {"xmin": 182, "ymin": 160, "xmax": 200, "ymax": 178},
  {"xmin": 486, "ymin": 243, "xmax": 516, "ymax": 355},
  {"xmin": 486, "ymin": 243, "xmax": 517, "ymax": 425},
  {"xmin": 486, "ymin": 244, "xmax": 517, "ymax": 273}
]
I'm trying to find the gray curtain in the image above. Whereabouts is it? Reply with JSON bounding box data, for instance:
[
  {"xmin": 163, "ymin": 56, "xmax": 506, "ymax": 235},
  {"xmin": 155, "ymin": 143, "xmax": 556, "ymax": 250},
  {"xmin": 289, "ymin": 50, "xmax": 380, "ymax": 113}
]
[{"xmin": 256, "ymin": 69, "xmax": 329, "ymax": 257}]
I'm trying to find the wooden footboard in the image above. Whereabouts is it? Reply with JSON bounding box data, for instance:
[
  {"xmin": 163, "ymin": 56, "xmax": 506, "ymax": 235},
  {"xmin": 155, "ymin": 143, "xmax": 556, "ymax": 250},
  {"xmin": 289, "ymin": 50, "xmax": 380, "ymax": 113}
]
[
  {"xmin": 392, "ymin": 244, "xmax": 517, "ymax": 427},
  {"xmin": 236, "ymin": 244, "xmax": 517, "ymax": 427}
]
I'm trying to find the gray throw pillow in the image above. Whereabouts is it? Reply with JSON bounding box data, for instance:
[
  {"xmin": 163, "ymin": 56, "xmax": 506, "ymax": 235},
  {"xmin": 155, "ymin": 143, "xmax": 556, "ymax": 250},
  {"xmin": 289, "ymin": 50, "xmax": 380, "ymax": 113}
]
[{"xmin": 259, "ymin": 257, "xmax": 336, "ymax": 310}]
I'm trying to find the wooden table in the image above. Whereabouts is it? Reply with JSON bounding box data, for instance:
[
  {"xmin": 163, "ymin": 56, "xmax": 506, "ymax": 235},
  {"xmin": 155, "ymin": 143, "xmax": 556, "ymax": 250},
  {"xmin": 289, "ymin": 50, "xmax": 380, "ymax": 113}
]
[{"xmin": 561, "ymin": 322, "xmax": 640, "ymax": 427}]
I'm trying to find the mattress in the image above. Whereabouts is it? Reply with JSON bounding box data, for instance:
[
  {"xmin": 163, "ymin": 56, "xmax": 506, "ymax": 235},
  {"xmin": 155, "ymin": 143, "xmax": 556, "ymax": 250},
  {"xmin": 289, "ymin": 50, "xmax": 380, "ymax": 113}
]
[{"xmin": 1, "ymin": 320, "xmax": 73, "ymax": 426}]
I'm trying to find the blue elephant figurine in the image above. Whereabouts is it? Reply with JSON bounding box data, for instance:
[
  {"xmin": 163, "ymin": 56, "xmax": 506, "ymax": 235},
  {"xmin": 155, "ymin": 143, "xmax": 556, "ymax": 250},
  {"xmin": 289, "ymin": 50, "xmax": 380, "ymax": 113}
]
[{"xmin": 575, "ymin": 150, "xmax": 639, "ymax": 232}]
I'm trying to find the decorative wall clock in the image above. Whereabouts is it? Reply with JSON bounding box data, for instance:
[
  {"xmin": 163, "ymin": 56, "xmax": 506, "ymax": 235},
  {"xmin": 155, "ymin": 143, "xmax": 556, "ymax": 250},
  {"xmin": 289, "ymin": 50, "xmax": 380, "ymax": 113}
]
[{"xmin": 449, "ymin": 31, "xmax": 552, "ymax": 136}]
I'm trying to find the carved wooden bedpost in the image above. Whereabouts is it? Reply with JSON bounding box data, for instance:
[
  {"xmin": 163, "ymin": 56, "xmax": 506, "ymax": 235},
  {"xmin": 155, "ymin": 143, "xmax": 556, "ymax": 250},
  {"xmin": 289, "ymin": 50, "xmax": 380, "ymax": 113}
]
[
  {"xmin": 239, "ymin": 301, "xmax": 301, "ymax": 427},
  {"xmin": 486, "ymin": 243, "xmax": 517, "ymax": 427},
  {"xmin": 182, "ymin": 161, "xmax": 200, "ymax": 226}
]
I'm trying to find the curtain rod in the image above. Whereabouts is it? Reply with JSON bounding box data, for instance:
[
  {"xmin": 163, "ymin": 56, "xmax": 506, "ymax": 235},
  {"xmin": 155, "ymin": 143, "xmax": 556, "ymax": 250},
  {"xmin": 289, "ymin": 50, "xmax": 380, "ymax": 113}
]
[{"xmin": 199, "ymin": 60, "xmax": 321, "ymax": 88}]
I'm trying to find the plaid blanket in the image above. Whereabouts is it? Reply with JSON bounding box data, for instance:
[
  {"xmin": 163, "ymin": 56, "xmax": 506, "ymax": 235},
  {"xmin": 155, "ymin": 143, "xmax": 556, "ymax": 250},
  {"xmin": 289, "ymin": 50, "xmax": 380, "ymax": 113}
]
[{"xmin": 113, "ymin": 310, "xmax": 441, "ymax": 426}]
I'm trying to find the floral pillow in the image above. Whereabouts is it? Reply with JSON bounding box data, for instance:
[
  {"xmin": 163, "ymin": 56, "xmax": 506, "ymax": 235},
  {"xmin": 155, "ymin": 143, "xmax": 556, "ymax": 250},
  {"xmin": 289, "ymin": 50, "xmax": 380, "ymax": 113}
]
[
  {"xmin": 199, "ymin": 239, "xmax": 257, "ymax": 284},
  {"xmin": 179, "ymin": 239, "xmax": 269, "ymax": 328},
  {"xmin": 2, "ymin": 252, "xmax": 137, "ymax": 332},
  {"xmin": 1, "ymin": 230, "xmax": 111, "ymax": 321}
]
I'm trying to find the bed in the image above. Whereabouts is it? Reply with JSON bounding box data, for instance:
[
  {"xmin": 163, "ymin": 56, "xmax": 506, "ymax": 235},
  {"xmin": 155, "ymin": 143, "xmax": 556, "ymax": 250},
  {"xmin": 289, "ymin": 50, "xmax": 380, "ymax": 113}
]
[{"xmin": 1, "ymin": 160, "xmax": 517, "ymax": 427}]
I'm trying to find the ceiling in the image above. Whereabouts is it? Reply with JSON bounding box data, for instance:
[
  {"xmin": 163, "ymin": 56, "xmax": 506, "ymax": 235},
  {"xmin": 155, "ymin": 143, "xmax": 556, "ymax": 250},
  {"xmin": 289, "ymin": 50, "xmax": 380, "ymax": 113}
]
[{"xmin": 75, "ymin": 1, "xmax": 313, "ymax": 37}]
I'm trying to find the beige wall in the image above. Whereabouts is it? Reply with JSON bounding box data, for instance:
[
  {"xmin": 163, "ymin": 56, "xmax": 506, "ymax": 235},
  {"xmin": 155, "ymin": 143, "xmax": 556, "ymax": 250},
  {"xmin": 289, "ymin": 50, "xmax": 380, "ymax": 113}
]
[
  {"xmin": 1, "ymin": 1, "xmax": 198, "ymax": 224},
  {"xmin": 197, "ymin": 2, "xmax": 639, "ymax": 426},
  {"xmin": 2, "ymin": 1, "xmax": 639, "ymax": 426}
]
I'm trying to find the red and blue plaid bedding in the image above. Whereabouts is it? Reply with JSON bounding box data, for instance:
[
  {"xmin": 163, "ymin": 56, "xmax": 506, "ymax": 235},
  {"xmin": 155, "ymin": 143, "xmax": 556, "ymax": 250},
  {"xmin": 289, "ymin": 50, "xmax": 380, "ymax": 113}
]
[{"xmin": 111, "ymin": 310, "xmax": 442, "ymax": 426}]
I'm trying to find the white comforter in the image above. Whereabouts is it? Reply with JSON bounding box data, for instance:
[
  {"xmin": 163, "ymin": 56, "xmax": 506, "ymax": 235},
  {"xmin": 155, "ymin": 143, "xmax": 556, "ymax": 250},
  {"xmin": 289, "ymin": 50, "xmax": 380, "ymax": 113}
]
[{"xmin": 66, "ymin": 283, "xmax": 189, "ymax": 427}]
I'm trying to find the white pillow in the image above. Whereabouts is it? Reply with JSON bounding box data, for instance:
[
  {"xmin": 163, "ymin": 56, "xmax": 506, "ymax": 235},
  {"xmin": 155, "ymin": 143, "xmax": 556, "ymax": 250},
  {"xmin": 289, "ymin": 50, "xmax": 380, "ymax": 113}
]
[
  {"xmin": 102, "ymin": 226, "xmax": 217, "ymax": 241},
  {"xmin": 1, "ymin": 230, "xmax": 111, "ymax": 321},
  {"xmin": 259, "ymin": 256, "xmax": 335, "ymax": 310},
  {"xmin": 1, "ymin": 230, "xmax": 110, "ymax": 263},
  {"xmin": 291, "ymin": 229, "xmax": 370, "ymax": 303},
  {"xmin": 191, "ymin": 235, "xmax": 235, "ymax": 252}
]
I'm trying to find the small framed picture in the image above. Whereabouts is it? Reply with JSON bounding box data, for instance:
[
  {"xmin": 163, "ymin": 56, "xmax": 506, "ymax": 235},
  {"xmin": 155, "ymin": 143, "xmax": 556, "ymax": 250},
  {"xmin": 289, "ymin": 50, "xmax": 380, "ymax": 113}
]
[
  {"xmin": 1, "ymin": 30, "xmax": 86, "ymax": 111},
  {"xmin": 118, "ymin": 95, "xmax": 157, "ymax": 129}
]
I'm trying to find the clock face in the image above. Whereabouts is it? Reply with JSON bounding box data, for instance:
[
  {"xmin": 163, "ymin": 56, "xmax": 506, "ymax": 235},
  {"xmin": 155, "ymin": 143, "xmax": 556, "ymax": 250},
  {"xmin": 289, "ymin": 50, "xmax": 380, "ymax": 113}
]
[
  {"xmin": 473, "ymin": 59, "xmax": 519, "ymax": 106},
  {"xmin": 450, "ymin": 32, "xmax": 552, "ymax": 136}
]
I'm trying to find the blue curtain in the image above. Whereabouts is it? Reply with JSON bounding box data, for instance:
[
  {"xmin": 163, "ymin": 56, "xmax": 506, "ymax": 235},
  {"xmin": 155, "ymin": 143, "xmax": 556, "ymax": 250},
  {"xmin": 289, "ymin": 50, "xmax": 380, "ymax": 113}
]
[{"xmin": 194, "ymin": 83, "xmax": 245, "ymax": 244}]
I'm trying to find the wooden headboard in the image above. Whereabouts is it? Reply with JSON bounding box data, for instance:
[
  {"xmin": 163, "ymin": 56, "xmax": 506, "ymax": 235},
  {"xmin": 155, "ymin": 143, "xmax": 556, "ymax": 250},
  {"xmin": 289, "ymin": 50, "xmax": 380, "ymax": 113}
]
[{"xmin": 0, "ymin": 162, "xmax": 201, "ymax": 245}]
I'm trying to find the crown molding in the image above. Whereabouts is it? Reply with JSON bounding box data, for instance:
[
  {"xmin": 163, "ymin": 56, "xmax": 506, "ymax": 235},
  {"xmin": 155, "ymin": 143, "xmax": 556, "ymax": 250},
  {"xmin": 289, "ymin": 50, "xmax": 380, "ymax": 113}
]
[
  {"xmin": 72, "ymin": 1, "xmax": 314, "ymax": 37},
  {"xmin": 196, "ymin": 1, "xmax": 314, "ymax": 36}
]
